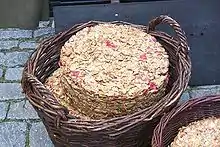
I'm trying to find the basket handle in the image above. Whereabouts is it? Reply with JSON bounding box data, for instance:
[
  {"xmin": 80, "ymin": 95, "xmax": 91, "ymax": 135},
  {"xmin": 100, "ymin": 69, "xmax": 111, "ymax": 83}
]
[
  {"xmin": 21, "ymin": 71, "xmax": 68, "ymax": 124},
  {"xmin": 148, "ymin": 15, "xmax": 189, "ymax": 54}
]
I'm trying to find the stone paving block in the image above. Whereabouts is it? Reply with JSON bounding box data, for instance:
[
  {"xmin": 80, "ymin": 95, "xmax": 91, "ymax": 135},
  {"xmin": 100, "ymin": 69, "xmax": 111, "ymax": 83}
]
[
  {"xmin": 5, "ymin": 67, "xmax": 23, "ymax": 81},
  {"xmin": 34, "ymin": 27, "xmax": 55, "ymax": 38},
  {"xmin": 179, "ymin": 91, "xmax": 191, "ymax": 104},
  {"xmin": 4, "ymin": 52, "xmax": 30, "ymax": 67},
  {"xmin": 0, "ymin": 40, "xmax": 19, "ymax": 50},
  {"xmin": 0, "ymin": 28, "xmax": 20, "ymax": 31},
  {"xmin": 0, "ymin": 102, "xmax": 8, "ymax": 119},
  {"xmin": 190, "ymin": 87, "xmax": 220, "ymax": 98},
  {"xmin": 0, "ymin": 53, "xmax": 5, "ymax": 65},
  {"xmin": 52, "ymin": 20, "xmax": 55, "ymax": 28},
  {"xmin": 193, "ymin": 85, "xmax": 220, "ymax": 89},
  {"xmin": 0, "ymin": 122, "xmax": 26, "ymax": 147},
  {"xmin": 30, "ymin": 122, "xmax": 54, "ymax": 147},
  {"xmin": 19, "ymin": 41, "xmax": 37, "ymax": 49},
  {"xmin": 0, "ymin": 29, "xmax": 32, "ymax": 39},
  {"xmin": 0, "ymin": 83, "xmax": 24, "ymax": 100},
  {"xmin": 39, "ymin": 21, "xmax": 50, "ymax": 28},
  {"xmin": 8, "ymin": 100, "xmax": 39, "ymax": 119},
  {"xmin": 0, "ymin": 68, "xmax": 3, "ymax": 78}
]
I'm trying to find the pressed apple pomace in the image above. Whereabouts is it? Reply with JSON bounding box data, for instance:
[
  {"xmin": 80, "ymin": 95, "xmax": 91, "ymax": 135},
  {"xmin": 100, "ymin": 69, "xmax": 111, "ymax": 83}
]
[
  {"xmin": 45, "ymin": 23, "xmax": 169, "ymax": 119},
  {"xmin": 170, "ymin": 117, "xmax": 220, "ymax": 147}
]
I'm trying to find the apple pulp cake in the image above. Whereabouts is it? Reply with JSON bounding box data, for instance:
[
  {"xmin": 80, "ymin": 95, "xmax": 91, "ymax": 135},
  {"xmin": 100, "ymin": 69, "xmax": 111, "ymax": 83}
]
[{"xmin": 45, "ymin": 23, "xmax": 169, "ymax": 119}]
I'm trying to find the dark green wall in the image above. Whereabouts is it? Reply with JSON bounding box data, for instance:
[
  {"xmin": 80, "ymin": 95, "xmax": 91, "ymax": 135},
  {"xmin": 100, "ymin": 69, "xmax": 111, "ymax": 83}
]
[{"xmin": 0, "ymin": 0, "xmax": 49, "ymax": 29}]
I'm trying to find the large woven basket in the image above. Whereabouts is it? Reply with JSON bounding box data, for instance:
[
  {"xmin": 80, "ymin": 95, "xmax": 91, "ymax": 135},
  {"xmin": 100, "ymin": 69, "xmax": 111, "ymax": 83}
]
[
  {"xmin": 152, "ymin": 95, "xmax": 220, "ymax": 147},
  {"xmin": 21, "ymin": 15, "xmax": 191, "ymax": 147}
]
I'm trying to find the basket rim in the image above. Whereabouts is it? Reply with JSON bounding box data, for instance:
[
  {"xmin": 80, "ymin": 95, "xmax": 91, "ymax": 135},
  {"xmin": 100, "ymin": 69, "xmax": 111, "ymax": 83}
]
[{"xmin": 152, "ymin": 94, "xmax": 220, "ymax": 146}]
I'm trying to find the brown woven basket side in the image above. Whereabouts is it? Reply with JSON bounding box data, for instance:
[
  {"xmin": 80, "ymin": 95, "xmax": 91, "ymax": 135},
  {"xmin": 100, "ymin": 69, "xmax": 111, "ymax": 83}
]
[
  {"xmin": 21, "ymin": 15, "xmax": 191, "ymax": 147},
  {"xmin": 152, "ymin": 95, "xmax": 220, "ymax": 147}
]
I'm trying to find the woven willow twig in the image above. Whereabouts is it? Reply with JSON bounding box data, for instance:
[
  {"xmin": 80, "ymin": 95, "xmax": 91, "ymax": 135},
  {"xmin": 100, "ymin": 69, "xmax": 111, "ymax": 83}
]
[
  {"xmin": 21, "ymin": 15, "xmax": 191, "ymax": 147},
  {"xmin": 152, "ymin": 95, "xmax": 220, "ymax": 147}
]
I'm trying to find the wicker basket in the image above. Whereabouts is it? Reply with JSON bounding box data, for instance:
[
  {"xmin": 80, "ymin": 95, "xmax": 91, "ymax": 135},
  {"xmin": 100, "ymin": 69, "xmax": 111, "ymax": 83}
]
[
  {"xmin": 152, "ymin": 95, "xmax": 220, "ymax": 147},
  {"xmin": 21, "ymin": 15, "xmax": 191, "ymax": 147}
]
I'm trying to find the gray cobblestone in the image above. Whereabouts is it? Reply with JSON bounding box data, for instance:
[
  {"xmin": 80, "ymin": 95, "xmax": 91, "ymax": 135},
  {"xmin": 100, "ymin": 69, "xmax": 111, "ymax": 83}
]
[
  {"xmin": 34, "ymin": 27, "xmax": 55, "ymax": 38},
  {"xmin": 190, "ymin": 87, "xmax": 220, "ymax": 98},
  {"xmin": 0, "ymin": 122, "xmax": 26, "ymax": 147},
  {"xmin": 5, "ymin": 67, "xmax": 23, "ymax": 81},
  {"xmin": 30, "ymin": 122, "xmax": 54, "ymax": 147},
  {"xmin": 0, "ymin": 102, "xmax": 8, "ymax": 119},
  {"xmin": 0, "ymin": 28, "xmax": 20, "ymax": 31},
  {"xmin": 19, "ymin": 41, "xmax": 37, "ymax": 49},
  {"xmin": 8, "ymin": 100, "xmax": 39, "ymax": 119},
  {"xmin": 27, "ymin": 50, "xmax": 35, "ymax": 55},
  {"xmin": 4, "ymin": 52, "xmax": 30, "ymax": 67},
  {"xmin": 0, "ymin": 40, "xmax": 19, "ymax": 50},
  {"xmin": 0, "ymin": 53, "xmax": 5, "ymax": 65},
  {"xmin": 0, "ymin": 68, "xmax": 3, "ymax": 78},
  {"xmin": 179, "ymin": 91, "xmax": 190, "ymax": 104},
  {"xmin": 0, "ymin": 29, "xmax": 32, "ymax": 39},
  {"xmin": 0, "ymin": 83, "xmax": 24, "ymax": 100},
  {"xmin": 52, "ymin": 20, "xmax": 55, "ymax": 28},
  {"xmin": 39, "ymin": 21, "xmax": 50, "ymax": 28},
  {"xmin": 193, "ymin": 85, "xmax": 220, "ymax": 89}
]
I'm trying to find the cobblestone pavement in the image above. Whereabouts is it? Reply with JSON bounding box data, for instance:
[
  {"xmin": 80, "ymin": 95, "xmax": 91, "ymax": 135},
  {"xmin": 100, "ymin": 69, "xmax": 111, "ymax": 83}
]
[
  {"xmin": 0, "ymin": 20, "xmax": 54, "ymax": 147},
  {"xmin": 1, "ymin": 19, "xmax": 220, "ymax": 147}
]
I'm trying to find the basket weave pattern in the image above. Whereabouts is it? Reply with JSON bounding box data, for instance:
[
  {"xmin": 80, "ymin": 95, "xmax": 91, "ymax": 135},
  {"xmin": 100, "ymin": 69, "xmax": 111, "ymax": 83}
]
[
  {"xmin": 152, "ymin": 95, "xmax": 220, "ymax": 147},
  {"xmin": 21, "ymin": 15, "xmax": 191, "ymax": 146}
]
